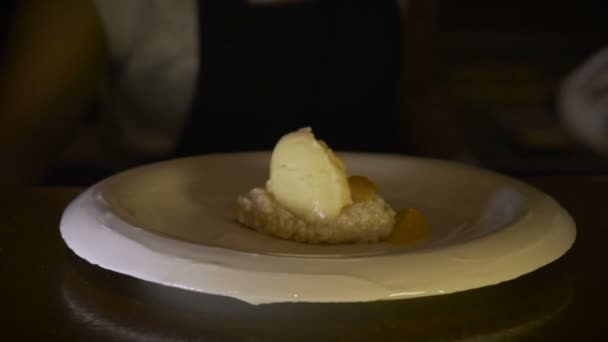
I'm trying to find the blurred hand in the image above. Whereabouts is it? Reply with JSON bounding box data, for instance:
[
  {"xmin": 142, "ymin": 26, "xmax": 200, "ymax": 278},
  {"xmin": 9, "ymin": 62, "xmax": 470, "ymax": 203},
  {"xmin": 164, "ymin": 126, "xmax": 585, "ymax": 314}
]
[{"xmin": 560, "ymin": 47, "xmax": 608, "ymax": 155}]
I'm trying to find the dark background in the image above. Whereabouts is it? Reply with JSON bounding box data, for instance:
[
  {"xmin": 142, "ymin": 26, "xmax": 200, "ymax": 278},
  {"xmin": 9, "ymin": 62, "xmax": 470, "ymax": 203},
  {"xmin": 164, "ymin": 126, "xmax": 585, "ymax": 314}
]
[
  {"xmin": 0, "ymin": 2, "xmax": 14, "ymax": 59},
  {"xmin": 432, "ymin": 1, "xmax": 607, "ymax": 175},
  {"xmin": 1, "ymin": 0, "xmax": 607, "ymax": 178}
]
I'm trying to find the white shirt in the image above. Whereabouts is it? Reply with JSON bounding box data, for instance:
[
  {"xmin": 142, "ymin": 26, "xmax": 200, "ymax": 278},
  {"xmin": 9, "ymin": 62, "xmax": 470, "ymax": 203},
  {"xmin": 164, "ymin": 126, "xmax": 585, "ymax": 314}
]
[{"xmin": 65, "ymin": 0, "xmax": 199, "ymax": 168}]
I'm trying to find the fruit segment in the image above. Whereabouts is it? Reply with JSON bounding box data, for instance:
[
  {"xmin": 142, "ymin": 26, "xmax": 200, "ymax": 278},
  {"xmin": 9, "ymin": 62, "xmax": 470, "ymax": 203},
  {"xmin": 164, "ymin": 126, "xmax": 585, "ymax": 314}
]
[
  {"xmin": 388, "ymin": 208, "xmax": 432, "ymax": 246},
  {"xmin": 348, "ymin": 176, "xmax": 378, "ymax": 203}
]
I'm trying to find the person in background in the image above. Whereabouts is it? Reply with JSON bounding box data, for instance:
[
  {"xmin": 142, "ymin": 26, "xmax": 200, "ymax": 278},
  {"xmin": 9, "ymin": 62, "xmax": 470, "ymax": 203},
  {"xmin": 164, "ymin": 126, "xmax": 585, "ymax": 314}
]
[{"xmin": 0, "ymin": 0, "xmax": 443, "ymax": 188}]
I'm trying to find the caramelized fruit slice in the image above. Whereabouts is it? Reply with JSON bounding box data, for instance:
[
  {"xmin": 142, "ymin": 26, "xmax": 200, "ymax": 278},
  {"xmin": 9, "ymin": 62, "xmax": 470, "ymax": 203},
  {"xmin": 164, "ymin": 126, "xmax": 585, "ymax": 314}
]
[
  {"xmin": 348, "ymin": 176, "xmax": 378, "ymax": 202},
  {"xmin": 388, "ymin": 208, "xmax": 432, "ymax": 246}
]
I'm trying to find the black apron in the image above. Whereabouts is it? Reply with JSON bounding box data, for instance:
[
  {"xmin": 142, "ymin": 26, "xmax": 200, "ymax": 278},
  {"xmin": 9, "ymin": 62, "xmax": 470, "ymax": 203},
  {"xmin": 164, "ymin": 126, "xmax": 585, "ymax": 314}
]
[{"xmin": 175, "ymin": 0, "xmax": 405, "ymax": 156}]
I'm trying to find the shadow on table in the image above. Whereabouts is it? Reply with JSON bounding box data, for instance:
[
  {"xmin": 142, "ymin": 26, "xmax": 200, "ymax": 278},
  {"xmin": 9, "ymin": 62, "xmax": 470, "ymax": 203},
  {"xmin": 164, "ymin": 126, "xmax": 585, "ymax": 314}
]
[{"xmin": 60, "ymin": 250, "xmax": 575, "ymax": 342}]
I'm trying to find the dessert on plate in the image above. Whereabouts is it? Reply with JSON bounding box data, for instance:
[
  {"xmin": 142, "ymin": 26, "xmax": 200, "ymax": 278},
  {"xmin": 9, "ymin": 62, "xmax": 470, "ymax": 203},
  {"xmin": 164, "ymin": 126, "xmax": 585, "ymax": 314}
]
[{"xmin": 236, "ymin": 127, "xmax": 430, "ymax": 245}]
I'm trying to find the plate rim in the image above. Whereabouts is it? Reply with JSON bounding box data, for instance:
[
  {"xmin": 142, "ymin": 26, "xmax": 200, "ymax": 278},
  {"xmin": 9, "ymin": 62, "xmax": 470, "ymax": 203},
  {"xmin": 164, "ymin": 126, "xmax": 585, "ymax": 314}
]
[{"xmin": 60, "ymin": 152, "xmax": 577, "ymax": 304}]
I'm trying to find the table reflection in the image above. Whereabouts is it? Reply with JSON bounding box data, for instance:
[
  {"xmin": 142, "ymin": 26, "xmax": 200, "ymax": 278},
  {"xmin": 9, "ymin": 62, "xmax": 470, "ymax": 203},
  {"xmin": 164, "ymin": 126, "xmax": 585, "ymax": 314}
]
[{"xmin": 61, "ymin": 252, "xmax": 574, "ymax": 341}]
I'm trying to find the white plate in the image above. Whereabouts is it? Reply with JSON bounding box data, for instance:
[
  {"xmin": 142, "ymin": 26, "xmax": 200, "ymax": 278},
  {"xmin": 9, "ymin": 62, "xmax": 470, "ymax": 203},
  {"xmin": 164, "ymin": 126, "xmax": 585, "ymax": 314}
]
[{"xmin": 60, "ymin": 152, "xmax": 576, "ymax": 305}]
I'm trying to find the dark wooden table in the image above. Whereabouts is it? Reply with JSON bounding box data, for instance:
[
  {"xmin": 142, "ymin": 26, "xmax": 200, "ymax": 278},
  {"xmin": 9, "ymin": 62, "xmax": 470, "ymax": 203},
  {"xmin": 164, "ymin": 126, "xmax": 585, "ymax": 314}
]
[{"xmin": 1, "ymin": 177, "xmax": 606, "ymax": 341}]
